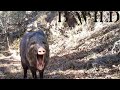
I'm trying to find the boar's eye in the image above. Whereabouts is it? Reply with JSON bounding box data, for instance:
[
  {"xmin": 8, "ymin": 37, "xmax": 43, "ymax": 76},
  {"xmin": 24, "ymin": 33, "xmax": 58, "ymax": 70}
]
[{"xmin": 42, "ymin": 41, "xmax": 46, "ymax": 44}]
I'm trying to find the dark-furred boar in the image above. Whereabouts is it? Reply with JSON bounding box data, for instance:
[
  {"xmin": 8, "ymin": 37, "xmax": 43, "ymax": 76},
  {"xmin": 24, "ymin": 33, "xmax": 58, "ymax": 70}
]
[{"xmin": 20, "ymin": 30, "xmax": 49, "ymax": 79}]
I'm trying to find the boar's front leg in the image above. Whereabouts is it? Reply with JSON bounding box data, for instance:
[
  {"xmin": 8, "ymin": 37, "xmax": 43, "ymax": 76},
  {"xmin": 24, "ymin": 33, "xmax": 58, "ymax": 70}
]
[
  {"xmin": 21, "ymin": 61, "xmax": 28, "ymax": 79},
  {"xmin": 30, "ymin": 67, "xmax": 37, "ymax": 79},
  {"xmin": 23, "ymin": 67, "xmax": 28, "ymax": 79},
  {"xmin": 39, "ymin": 70, "xmax": 44, "ymax": 79}
]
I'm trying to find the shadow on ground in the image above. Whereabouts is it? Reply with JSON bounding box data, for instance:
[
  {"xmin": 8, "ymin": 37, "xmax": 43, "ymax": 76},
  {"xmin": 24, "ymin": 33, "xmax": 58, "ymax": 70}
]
[
  {"xmin": 1, "ymin": 40, "xmax": 120, "ymax": 79},
  {"xmin": 47, "ymin": 37, "xmax": 120, "ymax": 71},
  {"xmin": 1, "ymin": 26, "xmax": 120, "ymax": 79}
]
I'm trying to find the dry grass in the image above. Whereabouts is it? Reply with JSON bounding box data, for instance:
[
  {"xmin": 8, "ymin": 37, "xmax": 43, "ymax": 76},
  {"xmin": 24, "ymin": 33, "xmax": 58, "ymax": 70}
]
[{"xmin": 1, "ymin": 13, "xmax": 120, "ymax": 79}]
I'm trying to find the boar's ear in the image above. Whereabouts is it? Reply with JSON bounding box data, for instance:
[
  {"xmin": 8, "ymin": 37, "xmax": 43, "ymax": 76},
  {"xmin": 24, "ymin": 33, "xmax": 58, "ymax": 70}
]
[{"xmin": 37, "ymin": 30, "xmax": 45, "ymax": 37}]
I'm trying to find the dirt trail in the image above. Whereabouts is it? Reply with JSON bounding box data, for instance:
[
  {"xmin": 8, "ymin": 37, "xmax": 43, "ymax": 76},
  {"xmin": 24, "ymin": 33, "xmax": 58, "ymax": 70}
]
[{"xmin": 1, "ymin": 47, "xmax": 120, "ymax": 79}]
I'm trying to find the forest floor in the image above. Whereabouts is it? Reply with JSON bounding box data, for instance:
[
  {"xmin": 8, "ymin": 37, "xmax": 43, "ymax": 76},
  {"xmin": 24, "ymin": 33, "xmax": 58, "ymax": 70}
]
[
  {"xmin": 1, "ymin": 27, "xmax": 120, "ymax": 79},
  {"xmin": 1, "ymin": 22, "xmax": 120, "ymax": 79},
  {"xmin": 1, "ymin": 46, "xmax": 120, "ymax": 79}
]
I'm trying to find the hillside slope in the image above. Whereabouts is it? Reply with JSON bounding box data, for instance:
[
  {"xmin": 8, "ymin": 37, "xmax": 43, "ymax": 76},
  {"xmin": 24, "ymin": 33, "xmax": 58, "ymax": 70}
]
[{"xmin": 0, "ymin": 11, "xmax": 120, "ymax": 79}]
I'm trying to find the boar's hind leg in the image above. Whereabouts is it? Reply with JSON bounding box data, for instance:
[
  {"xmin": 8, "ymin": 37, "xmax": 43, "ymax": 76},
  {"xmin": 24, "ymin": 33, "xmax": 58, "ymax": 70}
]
[
  {"xmin": 30, "ymin": 67, "xmax": 37, "ymax": 79},
  {"xmin": 39, "ymin": 70, "xmax": 44, "ymax": 79}
]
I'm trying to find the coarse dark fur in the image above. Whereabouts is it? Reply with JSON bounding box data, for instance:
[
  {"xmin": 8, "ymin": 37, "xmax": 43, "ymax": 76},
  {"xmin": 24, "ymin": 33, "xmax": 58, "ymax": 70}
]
[{"xmin": 20, "ymin": 30, "xmax": 49, "ymax": 79}]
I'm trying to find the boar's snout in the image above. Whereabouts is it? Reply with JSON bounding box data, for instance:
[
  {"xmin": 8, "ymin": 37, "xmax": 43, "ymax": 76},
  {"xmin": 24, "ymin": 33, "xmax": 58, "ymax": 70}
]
[{"xmin": 37, "ymin": 47, "xmax": 46, "ymax": 55}]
